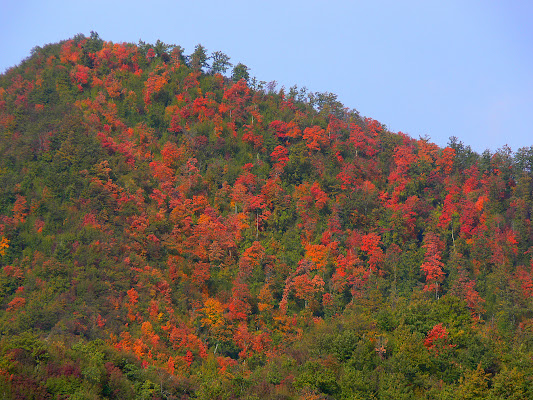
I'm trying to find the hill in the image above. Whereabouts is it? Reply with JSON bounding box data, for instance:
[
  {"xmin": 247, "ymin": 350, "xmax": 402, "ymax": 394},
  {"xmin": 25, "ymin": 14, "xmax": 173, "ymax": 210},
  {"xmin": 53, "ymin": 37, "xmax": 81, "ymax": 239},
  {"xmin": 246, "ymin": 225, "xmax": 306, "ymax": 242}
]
[{"xmin": 1, "ymin": 33, "xmax": 533, "ymax": 399}]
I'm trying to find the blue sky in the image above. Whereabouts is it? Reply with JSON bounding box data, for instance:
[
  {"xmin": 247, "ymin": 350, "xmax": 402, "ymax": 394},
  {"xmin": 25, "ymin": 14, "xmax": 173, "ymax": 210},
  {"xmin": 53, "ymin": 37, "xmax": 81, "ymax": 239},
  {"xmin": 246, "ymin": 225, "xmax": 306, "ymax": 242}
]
[{"xmin": 1, "ymin": 0, "xmax": 532, "ymax": 154}]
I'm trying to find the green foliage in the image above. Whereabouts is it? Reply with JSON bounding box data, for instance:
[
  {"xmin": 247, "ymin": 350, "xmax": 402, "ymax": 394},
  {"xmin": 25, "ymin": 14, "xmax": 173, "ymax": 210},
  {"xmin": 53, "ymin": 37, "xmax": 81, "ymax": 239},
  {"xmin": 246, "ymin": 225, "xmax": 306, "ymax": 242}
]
[
  {"xmin": 231, "ymin": 63, "xmax": 250, "ymax": 82},
  {"xmin": 295, "ymin": 360, "xmax": 340, "ymax": 396},
  {"xmin": 210, "ymin": 51, "xmax": 232, "ymax": 75},
  {"xmin": 190, "ymin": 44, "xmax": 210, "ymax": 72}
]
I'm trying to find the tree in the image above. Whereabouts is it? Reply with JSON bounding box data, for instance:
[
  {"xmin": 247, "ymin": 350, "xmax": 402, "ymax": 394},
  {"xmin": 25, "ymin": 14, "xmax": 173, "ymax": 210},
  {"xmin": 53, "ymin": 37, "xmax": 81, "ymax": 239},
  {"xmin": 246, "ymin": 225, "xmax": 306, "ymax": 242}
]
[
  {"xmin": 271, "ymin": 145, "xmax": 289, "ymax": 173},
  {"xmin": 456, "ymin": 363, "xmax": 489, "ymax": 399},
  {"xmin": 420, "ymin": 232, "xmax": 445, "ymax": 298},
  {"xmin": 360, "ymin": 232, "xmax": 384, "ymax": 273},
  {"xmin": 85, "ymin": 31, "xmax": 104, "ymax": 54},
  {"xmin": 210, "ymin": 51, "xmax": 232, "ymax": 75},
  {"xmin": 190, "ymin": 44, "xmax": 209, "ymax": 71},
  {"xmin": 514, "ymin": 145, "xmax": 533, "ymax": 173},
  {"xmin": 451, "ymin": 264, "xmax": 485, "ymax": 318},
  {"xmin": 231, "ymin": 63, "xmax": 249, "ymax": 82},
  {"xmin": 302, "ymin": 125, "xmax": 328, "ymax": 152},
  {"xmin": 153, "ymin": 39, "xmax": 175, "ymax": 59},
  {"xmin": 424, "ymin": 323, "xmax": 454, "ymax": 356},
  {"xmin": 7, "ymin": 296, "xmax": 26, "ymax": 312},
  {"xmin": 447, "ymin": 136, "xmax": 479, "ymax": 171}
]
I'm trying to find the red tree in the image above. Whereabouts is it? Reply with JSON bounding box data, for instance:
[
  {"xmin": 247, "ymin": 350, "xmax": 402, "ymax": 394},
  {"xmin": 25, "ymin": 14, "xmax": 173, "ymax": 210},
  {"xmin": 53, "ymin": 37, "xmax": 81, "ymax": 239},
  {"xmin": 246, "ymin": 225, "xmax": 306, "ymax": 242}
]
[
  {"xmin": 420, "ymin": 232, "xmax": 445, "ymax": 298},
  {"xmin": 424, "ymin": 323, "xmax": 455, "ymax": 355}
]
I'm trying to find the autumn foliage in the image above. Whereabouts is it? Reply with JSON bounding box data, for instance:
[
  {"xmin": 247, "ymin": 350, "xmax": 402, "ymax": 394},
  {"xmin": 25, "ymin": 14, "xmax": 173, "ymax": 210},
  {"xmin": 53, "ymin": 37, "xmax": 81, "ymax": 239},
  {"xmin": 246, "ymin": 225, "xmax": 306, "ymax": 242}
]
[{"xmin": 0, "ymin": 33, "xmax": 533, "ymax": 399}]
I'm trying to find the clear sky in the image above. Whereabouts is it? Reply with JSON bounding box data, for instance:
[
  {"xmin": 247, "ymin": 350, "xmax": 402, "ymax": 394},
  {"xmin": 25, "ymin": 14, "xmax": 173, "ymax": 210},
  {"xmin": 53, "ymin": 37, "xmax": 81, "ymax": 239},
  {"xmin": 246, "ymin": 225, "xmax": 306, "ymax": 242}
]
[{"xmin": 1, "ymin": 0, "xmax": 532, "ymax": 154}]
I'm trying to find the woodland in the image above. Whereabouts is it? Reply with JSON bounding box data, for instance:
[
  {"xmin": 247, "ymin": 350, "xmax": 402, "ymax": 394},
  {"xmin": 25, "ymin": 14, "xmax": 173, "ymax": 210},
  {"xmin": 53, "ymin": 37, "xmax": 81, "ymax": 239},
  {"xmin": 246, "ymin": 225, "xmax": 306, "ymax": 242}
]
[{"xmin": 1, "ymin": 32, "xmax": 533, "ymax": 399}]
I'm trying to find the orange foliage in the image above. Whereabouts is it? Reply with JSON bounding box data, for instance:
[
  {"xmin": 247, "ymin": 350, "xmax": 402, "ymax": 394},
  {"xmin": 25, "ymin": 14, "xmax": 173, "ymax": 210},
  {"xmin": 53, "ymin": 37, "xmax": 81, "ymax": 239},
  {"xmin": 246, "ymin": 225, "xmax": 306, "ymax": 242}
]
[
  {"xmin": 143, "ymin": 69, "xmax": 169, "ymax": 107},
  {"xmin": 59, "ymin": 40, "xmax": 80, "ymax": 64},
  {"xmin": 199, "ymin": 297, "xmax": 226, "ymax": 329},
  {"xmin": 96, "ymin": 314, "xmax": 106, "ymax": 328},
  {"xmin": 127, "ymin": 288, "xmax": 139, "ymax": 305},
  {"xmin": 7, "ymin": 296, "xmax": 26, "ymax": 312},
  {"xmin": 302, "ymin": 125, "xmax": 328, "ymax": 151},
  {"xmin": 0, "ymin": 237, "xmax": 8, "ymax": 257},
  {"xmin": 291, "ymin": 273, "xmax": 325, "ymax": 303},
  {"xmin": 305, "ymin": 243, "xmax": 329, "ymax": 271},
  {"xmin": 12, "ymin": 195, "xmax": 28, "ymax": 224},
  {"xmin": 437, "ymin": 147, "xmax": 456, "ymax": 174}
]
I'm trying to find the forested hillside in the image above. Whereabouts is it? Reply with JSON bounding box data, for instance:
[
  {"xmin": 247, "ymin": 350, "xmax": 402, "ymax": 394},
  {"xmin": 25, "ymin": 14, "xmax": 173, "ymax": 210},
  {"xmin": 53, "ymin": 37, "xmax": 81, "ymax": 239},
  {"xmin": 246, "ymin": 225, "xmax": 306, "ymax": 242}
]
[{"xmin": 1, "ymin": 33, "xmax": 533, "ymax": 399}]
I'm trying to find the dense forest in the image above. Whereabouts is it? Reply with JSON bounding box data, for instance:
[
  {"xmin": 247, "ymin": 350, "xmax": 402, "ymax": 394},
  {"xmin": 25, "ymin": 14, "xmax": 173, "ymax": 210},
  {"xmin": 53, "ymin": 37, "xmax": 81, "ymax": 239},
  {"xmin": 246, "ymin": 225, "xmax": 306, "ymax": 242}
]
[{"xmin": 1, "ymin": 32, "xmax": 533, "ymax": 399}]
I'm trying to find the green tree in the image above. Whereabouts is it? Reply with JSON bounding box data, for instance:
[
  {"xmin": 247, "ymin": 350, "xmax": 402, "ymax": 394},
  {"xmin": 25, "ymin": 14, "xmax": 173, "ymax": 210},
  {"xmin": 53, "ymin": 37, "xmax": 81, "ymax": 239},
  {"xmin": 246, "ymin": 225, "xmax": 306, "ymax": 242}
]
[
  {"xmin": 153, "ymin": 39, "xmax": 174, "ymax": 57},
  {"xmin": 232, "ymin": 63, "xmax": 249, "ymax": 82},
  {"xmin": 190, "ymin": 44, "xmax": 209, "ymax": 71},
  {"xmin": 210, "ymin": 51, "xmax": 232, "ymax": 75}
]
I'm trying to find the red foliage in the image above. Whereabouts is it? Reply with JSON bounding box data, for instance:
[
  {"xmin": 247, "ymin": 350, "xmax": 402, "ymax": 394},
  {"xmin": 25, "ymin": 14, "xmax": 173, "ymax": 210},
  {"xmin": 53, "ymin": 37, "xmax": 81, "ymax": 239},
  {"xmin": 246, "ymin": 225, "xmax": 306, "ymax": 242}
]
[
  {"xmin": 360, "ymin": 232, "xmax": 384, "ymax": 273},
  {"xmin": 424, "ymin": 323, "xmax": 455, "ymax": 355},
  {"xmin": 451, "ymin": 262, "xmax": 486, "ymax": 317},
  {"xmin": 228, "ymin": 281, "xmax": 251, "ymax": 321},
  {"xmin": 70, "ymin": 64, "xmax": 91, "ymax": 86},
  {"xmin": 185, "ymin": 350, "xmax": 194, "ymax": 367},
  {"xmin": 242, "ymin": 124, "xmax": 264, "ymax": 151},
  {"xmin": 303, "ymin": 125, "xmax": 328, "ymax": 151},
  {"xmin": 104, "ymin": 73, "xmax": 123, "ymax": 98},
  {"xmin": 438, "ymin": 182, "xmax": 460, "ymax": 230},
  {"xmin": 420, "ymin": 232, "xmax": 445, "ymax": 296},
  {"xmin": 515, "ymin": 261, "xmax": 533, "ymax": 299},
  {"xmin": 271, "ymin": 145, "xmax": 289, "ymax": 172},
  {"xmin": 269, "ymin": 120, "xmax": 301, "ymax": 140},
  {"xmin": 436, "ymin": 147, "xmax": 456, "ymax": 175},
  {"xmin": 191, "ymin": 262, "xmax": 210, "ymax": 286},
  {"xmin": 146, "ymin": 48, "xmax": 156, "ymax": 60},
  {"xmin": 222, "ymin": 80, "xmax": 251, "ymax": 122},
  {"xmin": 348, "ymin": 120, "xmax": 379, "ymax": 157},
  {"xmin": 239, "ymin": 241, "xmax": 265, "ymax": 277},
  {"xmin": 291, "ymin": 273, "xmax": 324, "ymax": 303},
  {"xmin": 59, "ymin": 40, "xmax": 81, "ymax": 64},
  {"xmin": 96, "ymin": 314, "xmax": 106, "ymax": 328},
  {"xmin": 233, "ymin": 323, "xmax": 252, "ymax": 358}
]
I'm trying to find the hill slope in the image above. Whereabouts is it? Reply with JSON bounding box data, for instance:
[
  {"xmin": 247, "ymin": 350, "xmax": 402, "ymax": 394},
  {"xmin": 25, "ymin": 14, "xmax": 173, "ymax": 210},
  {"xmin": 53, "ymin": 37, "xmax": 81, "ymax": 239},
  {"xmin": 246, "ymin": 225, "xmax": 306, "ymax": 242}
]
[{"xmin": 1, "ymin": 33, "xmax": 533, "ymax": 398}]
